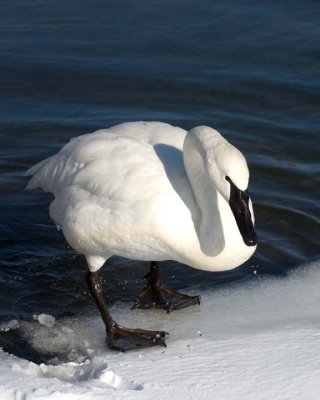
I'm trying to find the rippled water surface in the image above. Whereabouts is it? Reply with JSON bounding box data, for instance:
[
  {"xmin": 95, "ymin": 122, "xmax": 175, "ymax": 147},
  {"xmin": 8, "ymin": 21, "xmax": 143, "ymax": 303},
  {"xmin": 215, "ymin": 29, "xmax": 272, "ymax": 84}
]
[{"xmin": 0, "ymin": 1, "xmax": 319, "ymax": 358}]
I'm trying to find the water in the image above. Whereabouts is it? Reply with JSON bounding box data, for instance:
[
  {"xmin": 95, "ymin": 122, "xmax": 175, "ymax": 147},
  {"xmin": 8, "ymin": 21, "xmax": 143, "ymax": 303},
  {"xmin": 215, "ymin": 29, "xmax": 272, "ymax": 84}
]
[{"xmin": 0, "ymin": 1, "xmax": 319, "ymax": 360}]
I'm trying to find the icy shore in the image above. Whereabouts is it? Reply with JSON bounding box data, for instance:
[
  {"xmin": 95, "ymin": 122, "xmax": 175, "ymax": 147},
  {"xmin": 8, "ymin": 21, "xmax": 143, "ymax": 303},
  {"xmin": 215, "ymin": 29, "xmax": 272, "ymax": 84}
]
[{"xmin": 1, "ymin": 260, "xmax": 320, "ymax": 400}]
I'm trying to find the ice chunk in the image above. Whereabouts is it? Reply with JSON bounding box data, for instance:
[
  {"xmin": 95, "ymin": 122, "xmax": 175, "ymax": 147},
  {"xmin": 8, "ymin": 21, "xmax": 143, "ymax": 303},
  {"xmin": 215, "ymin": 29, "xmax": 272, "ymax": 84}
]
[
  {"xmin": 97, "ymin": 368, "xmax": 143, "ymax": 390},
  {"xmin": 36, "ymin": 314, "xmax": 56, "ymax": 328},
  {"xmin": 38, "ymin": 356, "xmax": 106, "ymax": 382},
  {"xmin": 0, "ymin": 320, "xmax": 19, "ymax": 332}
]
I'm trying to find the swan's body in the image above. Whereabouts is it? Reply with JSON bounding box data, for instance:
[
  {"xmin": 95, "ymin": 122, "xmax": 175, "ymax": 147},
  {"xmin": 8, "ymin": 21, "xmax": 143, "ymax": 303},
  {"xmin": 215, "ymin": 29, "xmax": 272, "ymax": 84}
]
[
  {"xmin": 26, "ymin": 121, "xmax": 257, "ymax": 350},
  {"xmin": 27, "ymin": 121, "xmax": 256, "ymax": 273}
]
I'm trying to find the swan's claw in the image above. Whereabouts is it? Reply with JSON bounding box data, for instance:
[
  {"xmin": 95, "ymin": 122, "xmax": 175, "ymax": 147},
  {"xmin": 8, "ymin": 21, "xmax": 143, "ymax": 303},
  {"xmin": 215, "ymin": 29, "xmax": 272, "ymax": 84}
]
[
  {"xmin": 107, "ymin": 324, "xmax": 167, "ymax": 352},
  {"xmin": 133, "ymin": 284, "xmax": 201, "ymax": 313}
]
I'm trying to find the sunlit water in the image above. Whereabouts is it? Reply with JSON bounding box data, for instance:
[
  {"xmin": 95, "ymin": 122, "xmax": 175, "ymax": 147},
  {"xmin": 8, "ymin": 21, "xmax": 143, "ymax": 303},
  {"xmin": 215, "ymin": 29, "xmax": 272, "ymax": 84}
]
[{"xmin": 0, "ymin": 1, "xmax": 319, "ymax": 362}]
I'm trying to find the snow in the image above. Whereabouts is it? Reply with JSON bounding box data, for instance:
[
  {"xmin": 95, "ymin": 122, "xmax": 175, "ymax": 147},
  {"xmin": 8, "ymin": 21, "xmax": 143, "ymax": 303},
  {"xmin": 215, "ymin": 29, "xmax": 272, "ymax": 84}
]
[{"xmin": 1, "ymin": 260, "xmax": 320, "ymax": 400}]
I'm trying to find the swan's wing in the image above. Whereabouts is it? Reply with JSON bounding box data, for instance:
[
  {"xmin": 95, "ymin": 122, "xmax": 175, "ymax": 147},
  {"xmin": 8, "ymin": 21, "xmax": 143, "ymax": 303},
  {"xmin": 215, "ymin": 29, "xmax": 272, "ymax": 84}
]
[
  {"xmin": 26, "ymin": 121, "xmax": 187, "ymax": 195},
  {"xmin": 25, "ymin": 122, "xmax": 195, "ymax": 261}
]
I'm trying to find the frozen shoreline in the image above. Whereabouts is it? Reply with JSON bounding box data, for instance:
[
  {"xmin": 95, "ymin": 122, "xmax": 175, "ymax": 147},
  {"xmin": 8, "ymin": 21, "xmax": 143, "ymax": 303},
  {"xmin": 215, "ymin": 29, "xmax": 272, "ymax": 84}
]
[{"xmin": 1, "ymin": 260, "xmax": 320, "ymax": 399}]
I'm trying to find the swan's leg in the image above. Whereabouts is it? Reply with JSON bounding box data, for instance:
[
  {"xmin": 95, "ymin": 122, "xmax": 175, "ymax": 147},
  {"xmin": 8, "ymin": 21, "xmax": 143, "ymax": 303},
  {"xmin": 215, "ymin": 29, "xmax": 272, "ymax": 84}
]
[
  {"xmin": 133, "ymin": 261, "xmax": 201, "ymax": 313},
  {"xmin": 87, "ymin": 271, "xmax": 167, "ymax": 351}
]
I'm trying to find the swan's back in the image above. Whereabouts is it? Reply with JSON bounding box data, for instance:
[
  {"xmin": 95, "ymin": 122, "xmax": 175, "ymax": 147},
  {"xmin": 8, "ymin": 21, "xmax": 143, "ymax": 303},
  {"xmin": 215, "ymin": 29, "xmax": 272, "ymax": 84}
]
[{"xmin": 26, "ymin": 121, "xmax": 186, "ymax": 195}]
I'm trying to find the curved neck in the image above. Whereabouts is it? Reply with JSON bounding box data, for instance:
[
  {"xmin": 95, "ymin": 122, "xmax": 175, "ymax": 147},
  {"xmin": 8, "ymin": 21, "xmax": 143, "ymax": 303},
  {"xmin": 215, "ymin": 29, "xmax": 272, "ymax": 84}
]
[{"xmin": 183, "ymin": 132, "xmax": 224, "ymax": 256}]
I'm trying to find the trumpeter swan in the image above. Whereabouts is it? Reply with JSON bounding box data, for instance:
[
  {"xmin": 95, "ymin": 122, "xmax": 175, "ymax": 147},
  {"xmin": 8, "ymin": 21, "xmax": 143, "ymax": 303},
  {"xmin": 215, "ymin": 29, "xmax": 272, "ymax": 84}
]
[{"xmin": 26, "ymin": 121, "xmax": 257, "ymax": 351}]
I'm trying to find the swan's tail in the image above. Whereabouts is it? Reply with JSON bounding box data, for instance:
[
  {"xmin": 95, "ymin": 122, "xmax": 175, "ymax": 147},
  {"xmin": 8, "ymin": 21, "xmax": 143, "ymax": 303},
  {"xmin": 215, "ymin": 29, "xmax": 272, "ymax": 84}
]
[
  {"xmin": 25, "ymin": 157, "xmax": 52, "ymax": 177},
  {"xmin": 25, "ymin": 156, "xmax": 55, "ymax": 191}
]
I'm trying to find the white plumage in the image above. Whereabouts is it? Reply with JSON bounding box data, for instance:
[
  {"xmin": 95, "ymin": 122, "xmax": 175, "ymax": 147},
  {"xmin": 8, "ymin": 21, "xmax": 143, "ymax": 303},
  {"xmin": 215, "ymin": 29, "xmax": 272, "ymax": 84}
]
[{"xmin": 26, "ymin": 121, "xmax": 256, "ymax": 273}]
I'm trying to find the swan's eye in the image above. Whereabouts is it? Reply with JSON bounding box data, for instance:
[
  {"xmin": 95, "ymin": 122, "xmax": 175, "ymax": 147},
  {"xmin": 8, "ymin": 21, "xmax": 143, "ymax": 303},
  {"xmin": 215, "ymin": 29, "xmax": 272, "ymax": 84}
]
[{"xmin": 225, "ymin": 176, "xmax": 231, "ymax": 183}]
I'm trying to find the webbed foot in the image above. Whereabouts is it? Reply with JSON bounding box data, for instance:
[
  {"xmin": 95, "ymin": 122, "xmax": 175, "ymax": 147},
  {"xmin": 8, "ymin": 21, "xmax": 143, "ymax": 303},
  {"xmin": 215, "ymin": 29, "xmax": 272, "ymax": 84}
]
[
  {"xmin": 133, "ymin": 261, "xmax": 201, "ymax": 313},
  {"xmin": 107, "ymin": 324, "xmax": 167, "ymax": 352}
]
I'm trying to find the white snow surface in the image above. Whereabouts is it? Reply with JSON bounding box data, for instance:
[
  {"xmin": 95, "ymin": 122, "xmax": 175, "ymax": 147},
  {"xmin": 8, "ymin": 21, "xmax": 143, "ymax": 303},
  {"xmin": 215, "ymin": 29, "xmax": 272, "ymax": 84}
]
[{"xmin": 1, "ymin": 260, "xmax": 320, "ymax": 400}]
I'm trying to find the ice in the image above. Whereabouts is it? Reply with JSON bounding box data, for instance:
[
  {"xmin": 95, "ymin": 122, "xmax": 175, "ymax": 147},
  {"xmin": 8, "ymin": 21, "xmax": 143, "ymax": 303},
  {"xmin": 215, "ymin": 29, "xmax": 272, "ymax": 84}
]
[
  {"xmin": 1, "ymin": 259, "xmax": 320, "ymax": 399},
  {"xmin": 38, "ymin": 357, "xmax": 106, "ymax": 382},
  {"xmin": 35, "ymin": 314, "xmax": 56, "ymax": 328},
  {"xmin": 0, "ymin": 320, "xmax": 20, "ymax": 332}
]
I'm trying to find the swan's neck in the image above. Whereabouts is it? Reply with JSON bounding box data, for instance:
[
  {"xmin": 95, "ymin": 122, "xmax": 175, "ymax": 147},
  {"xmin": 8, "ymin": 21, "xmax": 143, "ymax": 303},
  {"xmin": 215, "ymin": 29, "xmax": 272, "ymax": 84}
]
[{"xmin": 183, "ymin": 132, "xmax": 224, "ymax": 256}]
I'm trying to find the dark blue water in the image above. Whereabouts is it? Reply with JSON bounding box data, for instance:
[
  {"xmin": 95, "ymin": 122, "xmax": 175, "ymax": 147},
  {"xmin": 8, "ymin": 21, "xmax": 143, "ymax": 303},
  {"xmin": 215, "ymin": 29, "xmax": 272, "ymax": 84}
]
[{"xmin": 0, "ymin": 0, "xmax": 319, "ymax": 358}]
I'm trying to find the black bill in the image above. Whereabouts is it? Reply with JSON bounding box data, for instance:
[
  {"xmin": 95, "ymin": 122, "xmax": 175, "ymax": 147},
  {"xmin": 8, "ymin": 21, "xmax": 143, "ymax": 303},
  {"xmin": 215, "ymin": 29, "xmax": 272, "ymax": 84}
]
[{"xmin": 226, "ymin": 177, "xmax": 258, "ymax": 247}]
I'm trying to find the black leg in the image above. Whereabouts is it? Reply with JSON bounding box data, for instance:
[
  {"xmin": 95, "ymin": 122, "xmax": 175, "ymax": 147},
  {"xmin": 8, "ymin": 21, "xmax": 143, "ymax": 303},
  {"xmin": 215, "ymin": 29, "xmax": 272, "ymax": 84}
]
[
  {"xmin": 133, "ymin": 261, "xmax": 201, "ymax": 313},
  {"xmin": 87, "ymin": 271, "xmax": 167, "ymax": 351}
]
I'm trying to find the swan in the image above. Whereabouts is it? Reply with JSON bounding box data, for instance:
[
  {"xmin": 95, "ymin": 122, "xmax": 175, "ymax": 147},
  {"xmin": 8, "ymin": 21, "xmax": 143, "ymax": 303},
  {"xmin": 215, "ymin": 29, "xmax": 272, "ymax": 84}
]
[{"xmin": 26, "ymin": 121, "xmax": 257, "ymax": 351}]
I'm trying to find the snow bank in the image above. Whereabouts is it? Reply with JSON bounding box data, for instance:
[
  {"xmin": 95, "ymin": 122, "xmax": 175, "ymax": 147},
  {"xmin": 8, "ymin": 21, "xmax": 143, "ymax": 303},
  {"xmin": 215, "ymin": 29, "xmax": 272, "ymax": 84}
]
[{"xmin": 1, "ymin": 260, "xmax": 320, "ymax": 400}]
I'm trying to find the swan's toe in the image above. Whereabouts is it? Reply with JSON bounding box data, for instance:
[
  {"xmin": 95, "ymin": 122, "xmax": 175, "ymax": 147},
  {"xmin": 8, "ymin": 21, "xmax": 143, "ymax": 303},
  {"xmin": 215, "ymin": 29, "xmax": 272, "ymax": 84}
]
[
  {"xmin": 165, "ymin": 294, "xmax": 201, "ymax": 313},
  {"xmin": 107, "ymin": 324, "xmax": 168, "ymax": 352},
  {"xmin": 133, "ymin": 283, "xmax": 201, "ymax": 313}
]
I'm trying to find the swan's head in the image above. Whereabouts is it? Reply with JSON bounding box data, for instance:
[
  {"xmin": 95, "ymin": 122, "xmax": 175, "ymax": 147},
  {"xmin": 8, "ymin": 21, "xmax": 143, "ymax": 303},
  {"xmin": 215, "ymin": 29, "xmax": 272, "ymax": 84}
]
[{"xmin": 188, "ymin": 126, "xmax": 258, "ymax": 247}]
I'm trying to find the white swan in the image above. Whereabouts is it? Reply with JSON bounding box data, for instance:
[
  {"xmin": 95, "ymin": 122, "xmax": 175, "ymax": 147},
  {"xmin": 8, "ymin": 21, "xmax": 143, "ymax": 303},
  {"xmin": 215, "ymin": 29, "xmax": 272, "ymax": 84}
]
[{"xmin": 26, "ymin": 121, "xmax": 257, "ymax": 351}]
